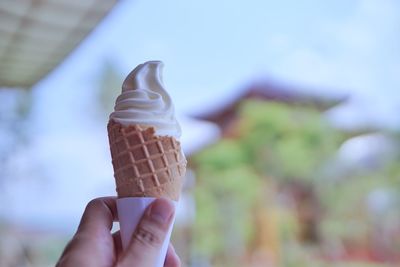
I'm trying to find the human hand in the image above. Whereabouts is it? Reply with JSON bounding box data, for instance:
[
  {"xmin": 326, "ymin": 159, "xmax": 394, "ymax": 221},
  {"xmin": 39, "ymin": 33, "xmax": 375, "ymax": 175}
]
[{"xmin": 56, "ymin": 197, "xmax": 180, "ymax": 267}]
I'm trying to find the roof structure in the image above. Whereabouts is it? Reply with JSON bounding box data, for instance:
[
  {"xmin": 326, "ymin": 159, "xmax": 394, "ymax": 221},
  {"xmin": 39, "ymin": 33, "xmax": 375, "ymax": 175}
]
[
  {"xmin": 193, "ymin": 80, "xmax": 348, "ymax": 132},
  {"xmin": 0, "ymin": 0, "xmax": 117, "ymax": 88}
]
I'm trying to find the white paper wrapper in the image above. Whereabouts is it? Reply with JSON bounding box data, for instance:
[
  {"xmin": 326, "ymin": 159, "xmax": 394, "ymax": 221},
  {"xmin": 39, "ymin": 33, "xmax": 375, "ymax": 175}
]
[{"xmin": 116, "ymin": 197, "xmax": 177, "ymax": 267}]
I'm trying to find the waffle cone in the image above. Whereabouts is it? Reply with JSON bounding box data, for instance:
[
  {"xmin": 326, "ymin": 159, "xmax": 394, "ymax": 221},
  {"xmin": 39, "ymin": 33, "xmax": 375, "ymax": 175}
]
[{"xmin": 107, "ymin": 120, "xmax": 186, "ymax": 201}]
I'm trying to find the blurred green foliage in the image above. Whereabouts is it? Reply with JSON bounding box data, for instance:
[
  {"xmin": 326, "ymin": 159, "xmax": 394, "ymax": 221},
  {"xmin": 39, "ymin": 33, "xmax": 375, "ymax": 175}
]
[
  {"xmin": 192, "ymin": 100, "xmax": 344, "ymax": 265},
  {"xmin": 237, "ymin": 100, "xmax": 342, "ymax": 181},
  {"xmin": 191, "ymin": 99, "xmax": 400, "ymax": 266},
  {"xmin": 193, "ymin": 139, "xmax": 262, "ymax": 262},
  {"xmin": 96, "ymin": 60, "xmax": 123, "ymax": 122}
]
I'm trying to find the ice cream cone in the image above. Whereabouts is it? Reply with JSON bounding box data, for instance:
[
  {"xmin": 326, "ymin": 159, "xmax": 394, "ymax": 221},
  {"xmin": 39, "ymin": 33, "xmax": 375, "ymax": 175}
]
[
  {"xmin": 108, "ymin": 119, "xmax": 186, "ymax": 201},
  {"xmin": 107, "ymin": 61, "xmax": 185, "ymax": 266}
]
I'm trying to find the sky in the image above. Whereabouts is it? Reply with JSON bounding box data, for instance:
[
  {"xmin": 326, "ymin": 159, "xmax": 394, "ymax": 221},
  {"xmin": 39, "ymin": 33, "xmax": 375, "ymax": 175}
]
[
  {"xmin": 33, "ymin": 0, "xmax": 400, "ymax": 127},
  {"xmin": 1, "ymin": 0, "xmax": 399, "ymax": 232}
]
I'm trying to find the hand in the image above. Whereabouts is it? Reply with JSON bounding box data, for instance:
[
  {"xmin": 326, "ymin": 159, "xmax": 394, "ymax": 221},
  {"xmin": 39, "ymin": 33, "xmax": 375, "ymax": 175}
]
[{"xmin": 56, "ymin": 197, "xmax": 180, "ymax": 267}]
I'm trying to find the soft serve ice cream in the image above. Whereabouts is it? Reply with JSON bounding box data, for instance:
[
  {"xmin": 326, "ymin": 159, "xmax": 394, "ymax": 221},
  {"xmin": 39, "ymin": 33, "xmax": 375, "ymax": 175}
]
[
  {"xmin": 107, "ymin": 60, "xmax": 186, "ymax": 200},
  {"xmin": 110, "ymin": 61, "xmax": 181, "ymax": 138}
]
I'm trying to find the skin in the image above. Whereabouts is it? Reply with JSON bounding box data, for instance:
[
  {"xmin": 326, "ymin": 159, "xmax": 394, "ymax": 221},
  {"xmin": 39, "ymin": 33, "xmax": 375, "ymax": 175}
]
[{"xmin": 56, "ymin": 197, "xmax": 180, "ymax": 267}]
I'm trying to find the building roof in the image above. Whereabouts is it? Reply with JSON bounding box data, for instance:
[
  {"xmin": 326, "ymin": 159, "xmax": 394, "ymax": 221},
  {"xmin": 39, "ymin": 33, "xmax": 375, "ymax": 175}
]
[
  {"xmin": 193, "ymin": 80, "xmax": 348, "ymax": 131},
  {"xmin": 0, "ymin": 0, "xmax": 117, "ymax": 88}
]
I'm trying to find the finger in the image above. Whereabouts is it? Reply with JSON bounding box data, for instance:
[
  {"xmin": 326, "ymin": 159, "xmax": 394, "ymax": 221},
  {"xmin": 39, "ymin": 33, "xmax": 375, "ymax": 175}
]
[
  {"xmin": 118, "ymin": 198, "xmax": 175, "ymax": 267},
  {"xmin": 164, "ymin": 244, "xmax": 181, "ymax": 267},
  {"xmin": 57, "ymin": 197, "xmax": 118, "ymax": 267},
  {"xmin": 112, "ymin": 230, "xmax": 122, "ymax": 256},
  {"xmin": 77, "ymin": 197, "xmax": 118, "ymax": 235}
]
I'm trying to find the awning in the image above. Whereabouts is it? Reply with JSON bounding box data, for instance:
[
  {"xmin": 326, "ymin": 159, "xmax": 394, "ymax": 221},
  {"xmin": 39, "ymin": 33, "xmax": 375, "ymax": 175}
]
[{"xmin": 0, "ymin": 0, "xmax": 117, "ymax": 88}]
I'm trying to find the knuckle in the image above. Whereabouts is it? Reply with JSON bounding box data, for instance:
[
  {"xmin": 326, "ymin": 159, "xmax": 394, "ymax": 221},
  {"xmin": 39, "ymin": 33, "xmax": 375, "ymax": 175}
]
[
  {"xmin": 132, "ymin": 224, "xmax": 163, "ymax": 247},
  {"xmin": 86, "ymin": 198, "xmax": 102, "ymax": 209}
]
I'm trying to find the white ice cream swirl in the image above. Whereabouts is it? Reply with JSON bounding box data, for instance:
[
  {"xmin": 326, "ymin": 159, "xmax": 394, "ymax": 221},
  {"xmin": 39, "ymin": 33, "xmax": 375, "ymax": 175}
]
[{"xmin": 110, "ymin": 61, "xmax": 181, "ymax": 138}]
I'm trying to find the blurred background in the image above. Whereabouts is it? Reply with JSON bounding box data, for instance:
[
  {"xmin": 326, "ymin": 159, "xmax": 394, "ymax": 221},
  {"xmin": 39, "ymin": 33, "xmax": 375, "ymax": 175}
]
[{"xmin": 0, "ymin": 0, "xmax": 399, "ymax": 266}]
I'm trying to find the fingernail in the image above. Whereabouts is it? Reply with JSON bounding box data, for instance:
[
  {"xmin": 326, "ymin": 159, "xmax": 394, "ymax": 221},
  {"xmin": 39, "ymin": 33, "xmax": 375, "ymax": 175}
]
[{"xmin": 148, "ymin": 198, "xmax": 174, "ymax": 224}]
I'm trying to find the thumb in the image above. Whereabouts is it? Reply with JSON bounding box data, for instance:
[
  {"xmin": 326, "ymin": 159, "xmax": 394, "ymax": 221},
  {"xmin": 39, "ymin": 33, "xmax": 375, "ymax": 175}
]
[{"xmin": 117, "ymin": 198, "xmax": 175, "ymax": 267}]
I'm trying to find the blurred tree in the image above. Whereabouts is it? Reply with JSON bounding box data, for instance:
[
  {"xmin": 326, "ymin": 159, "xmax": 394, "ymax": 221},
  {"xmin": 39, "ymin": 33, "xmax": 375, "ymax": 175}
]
[
  {"xmin": 96, "ymin": 59, "xmax": 123, "ymax": 123},
  {"xmin": 0, "ymin": 88, "xmax": 33, "ymax": 183},
  {"xmin": 319, "ymin": 132, "xmax": 400, "ymax": 262},
  {"xmin": 193, "ymin": 140, "xmax": 262, "ymax": 266},
  {"xmin": 236, "ymin": 100, "xmax": 342, "ymax": 181},
  {"xmin": 191, "ymin": 100, "xmax": 344, "ymax": 266}
]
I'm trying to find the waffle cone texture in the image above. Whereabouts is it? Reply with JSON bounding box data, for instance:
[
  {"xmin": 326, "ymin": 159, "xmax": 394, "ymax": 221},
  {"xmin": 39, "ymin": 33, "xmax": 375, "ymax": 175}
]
[{"xmin": 107, "ymin": 119, "xmax": 186, "ymax": 201}]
